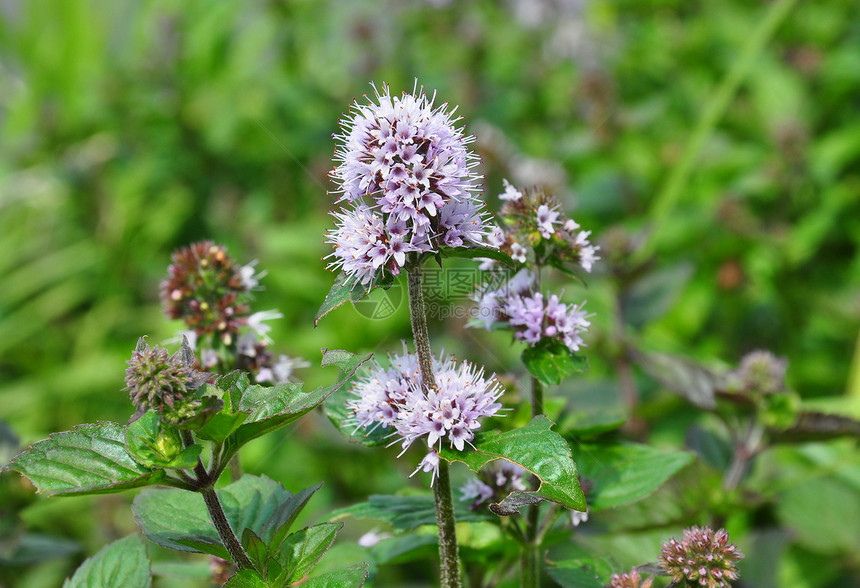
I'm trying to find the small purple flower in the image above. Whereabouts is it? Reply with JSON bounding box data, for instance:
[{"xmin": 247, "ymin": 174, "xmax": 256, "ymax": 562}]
[{"xmin": 347, "ymin": 346, "xmax": 505, "ymax": 484}]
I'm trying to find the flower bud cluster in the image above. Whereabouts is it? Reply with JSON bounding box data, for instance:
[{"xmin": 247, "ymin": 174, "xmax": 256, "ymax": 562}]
[
  {"xmin": 608, "ymin": 570, "xmax": 654, "ymax": 588},
  {"xmin": 124, "ymin": 336, "xmax": 210, "ymax": 419},
  {"xmin": 731, "ymin": 350, "xmax": 787, "ymax": 396},
  {"xmin": 161, "ymin": 241, "xmax": 305, "ymax": 384},
  {"xmin": 481, "ymin": 181, "xmax": 599, "ymax": 273},
  {"xmin": 346, "ymin": 346, "xmax": 505, "ymax": 484},
  {"xmin": 658, "ymin": 526, "xmax": 743, "ymax": 588},
  {"xmin": 326, "ymin": 82, "xmax": 489, "ymax": 285}
]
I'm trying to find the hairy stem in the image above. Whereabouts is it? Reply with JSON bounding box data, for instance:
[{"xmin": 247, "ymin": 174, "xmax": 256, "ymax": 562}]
[
  {"xmin": 202, "ymin": 488, "xmax": 255, "ymax": 571},
  {"xmin": 523, "ymin": 376, "xmax": 543, "ymax": 588},
  {"xmin": 180, "ymin": 430, "xmax": 254, "ymax": 571},
  {"xmin": 406, "ymin": 261, "xmax": 462, "ymax": 588}
]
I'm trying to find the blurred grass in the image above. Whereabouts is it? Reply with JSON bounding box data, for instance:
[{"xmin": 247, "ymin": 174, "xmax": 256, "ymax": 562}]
[{"xmin": 1, "ymin": 0, "xmax": 859, "ymax": 585}]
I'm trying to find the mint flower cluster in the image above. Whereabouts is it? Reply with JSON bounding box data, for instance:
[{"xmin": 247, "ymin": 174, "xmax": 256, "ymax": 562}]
[
  {"xmin": 471, "ymin": 269, "xmax": 590, "ymax": 354},
  {"xmin": 482, "ymin": 181, "xmax": 599, "ymax": 273},
  {"xmin": 160, "ymin": 241, "xmax": 306, "ymax": 384},
  {"xmin": 346, "ymin": 347, "xmax": 504, "ymax": 483},
  {"xmin": 658, "ymin": 526, "xmax": 743, "ymax": 588},
  {"xmin": 471, "ymin": 181, "xmax": 595, "ymax": 354},
  {"xmin": 327, "ymin": 82, "xmax": 488, "ymax": 285}
]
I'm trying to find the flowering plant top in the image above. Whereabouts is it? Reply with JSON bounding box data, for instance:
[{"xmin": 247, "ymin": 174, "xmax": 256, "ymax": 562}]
[{"xmin": 327, "ymin": 82, "xmax": 489, "ymax": 285}]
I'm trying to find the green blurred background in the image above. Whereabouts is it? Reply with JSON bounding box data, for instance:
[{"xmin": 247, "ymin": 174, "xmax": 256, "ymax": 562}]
[{"xmin": 1, "ymin": 0, "xmax": 859, "ymax": 586}]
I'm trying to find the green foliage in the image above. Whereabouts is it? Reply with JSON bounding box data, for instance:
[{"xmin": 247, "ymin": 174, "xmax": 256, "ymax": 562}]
[
  {"xmin": 574, "ymin": 442, "xmax": 694, "ymax": 512},
  {"xmin": 440, "ymin": 416, "xmax": 587, "ymax": 513},
  {"xmin": 328, "ymin": 494, "xmax": 491, "ymax": 533},
  {"xmin": 132, "ymin": 475, "xmax": 318, "ymax": 557},
  {"xmin": 125, "ymin": 411, "xmax": 202, "ymax": 469},
  {"xmin": 2, "ymin": 0, "xmax": 860, "ymax": 584},
  {"xmin": 522, "ymin": 339, "xmax": 588, "ymax": 386},
  {"xmin": 545, "ymin": 557, "xmax": 615, "ymax": 588},
  {"xmin": 63, "ymin": 535, "xmax": 150, "ymax": 588},
  {"xmin": 3, "ymin": 422, "xmax": 166, "ymax": 496}
]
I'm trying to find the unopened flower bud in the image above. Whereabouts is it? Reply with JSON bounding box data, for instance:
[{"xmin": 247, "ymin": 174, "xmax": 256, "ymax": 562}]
[
  {"xmin": 124, "ymin": 336, "xmax": 210, "ymax": 417},
  {"xmin": 658, "ymin": 526, "xmax": 743, "ymax": 588}
]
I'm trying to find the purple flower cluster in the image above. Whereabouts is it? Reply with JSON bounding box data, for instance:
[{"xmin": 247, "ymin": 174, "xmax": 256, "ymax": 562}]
[
  {"xmin": 506, "ymin": 291, "xmax": 590, "ymax": 352},
  {"xmin": 472, "ymin": 270, "xmax": 590, "ymax": 354},
  {"xmin": 327, "ymin": 82, "xmax": 489, "ymax": 285},
  {"xmin": 346, "ymin": 347, "xmax": 505, "ymax": 484}
]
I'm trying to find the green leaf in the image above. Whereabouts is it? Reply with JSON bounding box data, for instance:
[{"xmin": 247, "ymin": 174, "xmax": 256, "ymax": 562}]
[
  {"xmin": 302, "ymin": 563, "xmax": 369, "ymax": 588},
  {"xmin": 633, "ymin": 351, "xmax": 726, "ymax": 410},
  {"xmin": 322, "ymin": 351, "xmax": 389, "ymax": 448},
  {"xmin": 228, "ymin": 382, "xmax": 337, "ymax": 450},
  {"xmin": 242, "ymin": 529, "xmax": 269, "ymax": 578},
  {"xmin": 223, "ymin": 569, "xmax": 268, "ymax": 588},
  {"xmin": 545, "ymin": 565, "xmax": 603, "ymax": 588},
  {"xmin": 3, "ymin": 422, "xmax": 166, "ymax": 496},
  {"xmin": 522, "ymin": 339, "xmax": 588, "ymax": 386},
  {"xmin": 546, "ymin": 556, "xmax": 615, "ymax": 588},
  {"xmin": 769, "ymin": 411, "xmax": 860, "ymax": 443},
  {"xmin": 125, "ymin": 411, "xmax": 202, "ymax": 469},
  {"xmin": 370, "ymin": 534, "xmax": 438, "ymax": 565},
  {"xmin": 63, "ymin": 535, "xmax": 151, "ymax": 588},
  {"xmin": 274, "ymin": 522, "xmax": 342, "ymax": 584},
  {"xmin": 437, "ymin": 244, "xmax": 516, "ymax": 267},
  {"xmin": 328, "ymin": 494, "xmax": 491, "ymax": 532},
  {"xmin": 315, "ymin": 272, "xmax": 355, "ymax": 327},
  {"xmin": 623, "ymin": 262, "xmax": 693, "ymax": 328},
  {"xmin": 574, "ymin": 442, "xmax": 694, "ymax": 511},
  {"xmin": 315, "ymin": 272, "xmax": 394, "ymax": 327},
  {"xmin": 776, "ymin": 476, "xmax": 860, "ymax": 555},
  {"xmin": 224, "ymin": 353, "xmax": 370, "ymax": 459},
  {"xmin": 195, "ymin": 410, "xmax": 250, "ymax": 444},
  {"xmin": 0, "ymin": 534, "xmax": 81, "ymax": 566},
  {"xmin": 133, "ymin": 475, "xmax": 321, "ymax": 556},
  {"xmin": 439, "ymin": 416, "xmax": 587, "ymax": 513},
  {"xmin": 171, "ymin": 395, "xmax": 226, "ymax": 431}
]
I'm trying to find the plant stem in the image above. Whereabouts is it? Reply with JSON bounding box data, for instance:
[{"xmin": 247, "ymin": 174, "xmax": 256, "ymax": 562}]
[
  {"xmin": 180, "ymin": 430, "xmax": 255, "ymax": 571},
  {"xmin": 202, "ymin": 488, "xmax": 255, "ymax": 571},
  {"xmin": 406, "ymin": 260, "xmax": 462, "ymax": 588},
  {"xmin": 523, "ymin": 375, "xmax": 543, "ymax": 588},
  {"xmin": 531, "ymin": 375, "xmax": 544, "ymax": 418},
  {"xmin": 521, "ymin": 541, "xmax": 540, "ymax": 588}
]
